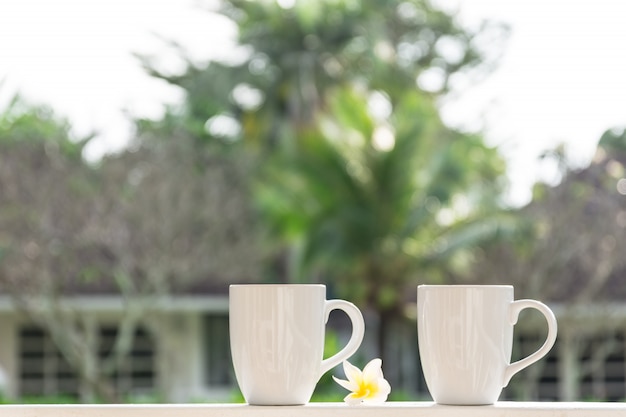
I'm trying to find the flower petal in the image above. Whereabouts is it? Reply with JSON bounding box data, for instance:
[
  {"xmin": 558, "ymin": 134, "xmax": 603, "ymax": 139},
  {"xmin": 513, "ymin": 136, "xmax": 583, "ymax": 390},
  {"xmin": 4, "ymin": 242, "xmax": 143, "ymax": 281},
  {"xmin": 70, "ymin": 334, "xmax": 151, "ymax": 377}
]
[
  {"xmin": 342, "ymin": 360, "xmax": 363, "ymax": 384},
  {"xmin": 332, "ymin": 375, "xmax": 358, "ymax": 392},
  {"xmin": 364, "ymin": 378, "xmax": 391, "ymax": 403},
  {"xmin": 362, "ymin": 358, "xmax": 383, "ymax": 384},
  {"xmin": 344, "ymin": 392, "xmax": 364, "ymax": 405},
  {"xmin": 363, "ymin": 391, "xmax": 388, "ymax": 404}
]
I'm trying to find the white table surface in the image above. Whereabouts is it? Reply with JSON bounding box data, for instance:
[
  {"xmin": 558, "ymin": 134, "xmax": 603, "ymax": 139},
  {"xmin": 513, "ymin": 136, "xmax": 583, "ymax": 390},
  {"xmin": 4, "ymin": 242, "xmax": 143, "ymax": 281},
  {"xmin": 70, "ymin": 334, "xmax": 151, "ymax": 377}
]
[{"xmin": 2, "ymin": 402, "xmax": 626, "ymax": 417}]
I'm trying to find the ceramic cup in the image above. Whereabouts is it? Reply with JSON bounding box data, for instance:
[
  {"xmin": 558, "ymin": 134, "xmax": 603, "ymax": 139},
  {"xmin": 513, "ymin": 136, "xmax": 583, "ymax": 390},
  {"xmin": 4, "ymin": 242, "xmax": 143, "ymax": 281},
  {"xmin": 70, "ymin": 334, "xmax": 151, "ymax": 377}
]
[
  {"xmin": 229, "ymin": 284, "xmax": 365, "ymax": 405},
  {"xmin": 417, "ymin": 285, "xmax": 558, "ymax": 405}
]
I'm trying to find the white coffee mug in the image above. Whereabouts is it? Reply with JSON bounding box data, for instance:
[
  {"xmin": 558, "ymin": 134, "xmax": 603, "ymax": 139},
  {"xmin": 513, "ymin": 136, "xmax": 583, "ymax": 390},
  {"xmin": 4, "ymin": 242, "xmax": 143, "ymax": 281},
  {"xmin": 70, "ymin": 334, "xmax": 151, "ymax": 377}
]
[
  {"xmin": 417, "ymin": 285, "xmax": 558, "ymax": 405},
  {"xmin": 229, "ymin": 284, "xmax": 365, "ymax": 405}
]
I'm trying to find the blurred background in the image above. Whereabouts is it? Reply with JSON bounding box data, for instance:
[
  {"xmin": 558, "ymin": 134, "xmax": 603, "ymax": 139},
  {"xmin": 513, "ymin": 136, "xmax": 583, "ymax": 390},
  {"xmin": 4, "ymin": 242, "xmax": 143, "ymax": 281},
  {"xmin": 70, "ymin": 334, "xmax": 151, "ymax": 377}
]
[{"xmin": 1, "ymin": 0, "xmax": 625, "ymax": 404}]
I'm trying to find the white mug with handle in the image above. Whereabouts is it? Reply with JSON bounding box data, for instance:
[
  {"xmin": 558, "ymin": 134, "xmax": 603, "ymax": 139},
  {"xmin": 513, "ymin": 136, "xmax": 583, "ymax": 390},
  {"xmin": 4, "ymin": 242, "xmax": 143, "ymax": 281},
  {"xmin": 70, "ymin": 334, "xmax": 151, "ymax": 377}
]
[
  {"xmin": 229, "ymin": 284, "xmax": 365, "ymax": 405},
  {"xmin": 417, "ymin": 285, "xmax": 558, "ymax": 405}
]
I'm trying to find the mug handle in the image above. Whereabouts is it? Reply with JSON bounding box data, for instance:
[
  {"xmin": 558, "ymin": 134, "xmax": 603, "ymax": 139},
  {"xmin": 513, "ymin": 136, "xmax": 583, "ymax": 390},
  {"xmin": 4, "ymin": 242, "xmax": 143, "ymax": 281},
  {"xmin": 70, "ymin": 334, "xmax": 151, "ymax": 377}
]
[
  {"xmin": 319, "ymin": 299, "xmax": 365, "ymax": 377},
  {"xmin": 503, "ymin": 299, "xmax": 558, "ymax": 387}
]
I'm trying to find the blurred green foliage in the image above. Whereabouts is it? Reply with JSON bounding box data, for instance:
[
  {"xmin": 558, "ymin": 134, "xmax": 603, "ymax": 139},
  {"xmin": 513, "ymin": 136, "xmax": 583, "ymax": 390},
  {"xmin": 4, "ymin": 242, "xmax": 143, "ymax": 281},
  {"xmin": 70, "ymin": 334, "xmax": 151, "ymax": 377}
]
[
  {"xmin": 136, "ymin": 0, "xmax": 513, "ymax": 363},
  {"xmin": 0, "ymin": 94, "xmax": 90, "ymax": 159}
]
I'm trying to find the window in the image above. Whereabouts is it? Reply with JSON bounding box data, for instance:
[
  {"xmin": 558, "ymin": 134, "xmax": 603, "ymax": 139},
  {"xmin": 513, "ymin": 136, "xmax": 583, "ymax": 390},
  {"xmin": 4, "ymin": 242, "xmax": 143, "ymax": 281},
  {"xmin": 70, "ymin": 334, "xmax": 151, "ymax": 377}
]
[
  {"xmin": 203, "ymin": 314, "xmax": 234, "ymax": 387},
  {"xmin": 19, "ymin": 327, "xmax": 78, "ymax": 397},
  {"xmin": 503, "ymin": 333, "xmax": 559, "ymax": 401},
  {"xmin": 99, "ymin": 326, "xmax": 155, "ymax": 395},
  {"xmin": 578, "ymin": 332, "xmax": 625, "ymax": 401},
  {"xmin": 19, "ymin": 325, "xmax": 155, "ymax": 398}
]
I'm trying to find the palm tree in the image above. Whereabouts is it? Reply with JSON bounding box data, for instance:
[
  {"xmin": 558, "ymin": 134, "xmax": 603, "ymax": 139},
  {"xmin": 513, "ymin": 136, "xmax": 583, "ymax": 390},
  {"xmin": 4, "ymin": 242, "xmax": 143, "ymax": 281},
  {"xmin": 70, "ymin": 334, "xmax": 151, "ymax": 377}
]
[
  {"xmin": 138, "ymin": 0, "xmax": 512, "ymax": 373},
  {"xmin": 256, "ymin": 85, "xmax": 510, "ymax": 359}
]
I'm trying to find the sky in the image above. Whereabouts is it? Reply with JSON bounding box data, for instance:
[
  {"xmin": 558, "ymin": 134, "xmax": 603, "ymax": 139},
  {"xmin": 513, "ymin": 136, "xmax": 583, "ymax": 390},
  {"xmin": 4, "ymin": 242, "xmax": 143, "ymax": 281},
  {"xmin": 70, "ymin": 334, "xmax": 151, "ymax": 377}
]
[
  {"xmin": 440, "ymin": 0, "xmax": 626, "ymax": 204},
  {"xmin": 1, "ymin": 0, "xmax": 625, "ymax": 205}
]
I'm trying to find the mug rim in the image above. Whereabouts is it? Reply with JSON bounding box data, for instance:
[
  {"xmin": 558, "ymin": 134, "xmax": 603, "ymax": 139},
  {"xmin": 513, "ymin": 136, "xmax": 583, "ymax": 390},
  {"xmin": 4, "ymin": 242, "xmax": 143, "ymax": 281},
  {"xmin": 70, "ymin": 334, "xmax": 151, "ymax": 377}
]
[
  {"xmin": 418, "ymin": 284, "xmax": 512, "ymax": 289},
  {"xmin": 230, "ymin": 284, "xmax": 325, "ymax": 288}
]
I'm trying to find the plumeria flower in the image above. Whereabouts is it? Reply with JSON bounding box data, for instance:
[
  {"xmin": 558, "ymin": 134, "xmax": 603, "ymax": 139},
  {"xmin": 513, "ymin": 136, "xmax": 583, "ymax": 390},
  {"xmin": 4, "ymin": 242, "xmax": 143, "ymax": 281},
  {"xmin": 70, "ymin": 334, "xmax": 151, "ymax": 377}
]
[{"xmin": 332, "ymin": 358, "xmax": 391, "ymax": 405}]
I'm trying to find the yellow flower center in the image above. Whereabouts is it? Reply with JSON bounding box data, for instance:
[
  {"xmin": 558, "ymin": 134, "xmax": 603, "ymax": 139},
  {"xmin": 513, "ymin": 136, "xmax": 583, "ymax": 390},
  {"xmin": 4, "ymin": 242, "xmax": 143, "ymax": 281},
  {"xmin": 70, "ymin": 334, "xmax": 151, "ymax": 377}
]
[{"xmin": 355, "ymin": 379, "xmax": 378, "ymax": 399}]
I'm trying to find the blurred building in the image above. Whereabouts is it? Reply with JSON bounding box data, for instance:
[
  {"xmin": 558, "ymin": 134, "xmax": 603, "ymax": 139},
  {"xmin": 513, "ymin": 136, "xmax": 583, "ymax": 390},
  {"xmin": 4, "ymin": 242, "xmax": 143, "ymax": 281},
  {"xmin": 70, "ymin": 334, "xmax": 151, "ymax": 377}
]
[
  {"xmin": 3, "ymin": 292, "xmax": 626, "ymax": 402},
  {"xmin": 0, "ymin": 293, "xmax": 233, "ymax": 402}
]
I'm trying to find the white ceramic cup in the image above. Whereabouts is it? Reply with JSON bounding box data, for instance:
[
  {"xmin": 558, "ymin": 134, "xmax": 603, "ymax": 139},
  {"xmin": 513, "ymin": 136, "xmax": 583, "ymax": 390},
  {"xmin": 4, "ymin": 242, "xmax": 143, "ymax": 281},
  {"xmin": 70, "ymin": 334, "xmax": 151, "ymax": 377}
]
[
  {"xmin": 229, "ymin": 284, "xmax": 365, "ymax": 405},
  {"xmin": 417, "ymin": 285, "xmax": 558, "ymax": 405}
]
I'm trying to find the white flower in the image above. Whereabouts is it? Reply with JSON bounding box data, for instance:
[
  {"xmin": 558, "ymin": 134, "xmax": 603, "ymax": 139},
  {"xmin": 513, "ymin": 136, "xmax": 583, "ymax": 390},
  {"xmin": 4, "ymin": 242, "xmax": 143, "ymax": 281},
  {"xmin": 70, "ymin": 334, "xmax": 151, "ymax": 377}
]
[{"xmin": 332, "ymin": 358, "xmax": 391, "ymax": 405}]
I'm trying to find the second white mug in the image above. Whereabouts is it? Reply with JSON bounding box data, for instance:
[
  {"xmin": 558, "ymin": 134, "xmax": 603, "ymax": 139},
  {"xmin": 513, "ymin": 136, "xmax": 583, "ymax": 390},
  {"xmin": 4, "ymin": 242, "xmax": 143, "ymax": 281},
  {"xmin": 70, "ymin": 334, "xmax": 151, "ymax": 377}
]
[{"xmin": 417, "ymin": 285, "xmax": 558, "ymax": 405}]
